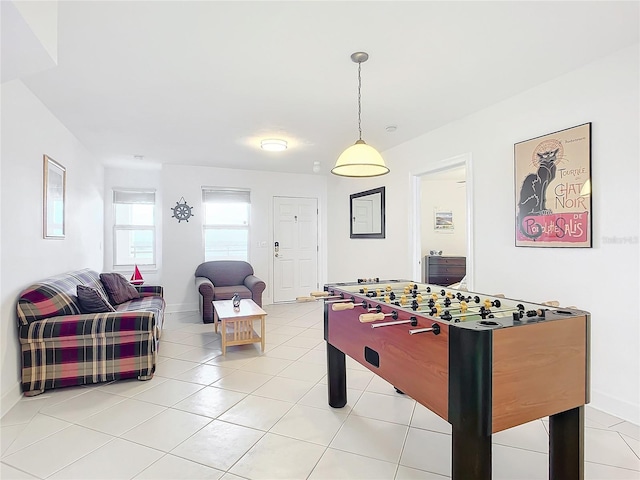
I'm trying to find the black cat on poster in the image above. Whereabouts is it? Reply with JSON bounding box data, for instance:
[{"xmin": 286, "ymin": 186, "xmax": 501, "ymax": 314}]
[{"xmin": 517, "ymin": 148, "xmax": 559, "ymax": 240}]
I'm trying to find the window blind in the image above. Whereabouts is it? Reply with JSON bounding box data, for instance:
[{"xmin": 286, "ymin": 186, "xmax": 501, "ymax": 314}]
[
  {"xmin": 202, "ymin": 188, "xmax": 250, "ymax": 204},
  {"xmin": 113, "ymin": 190, "xmax": 156, "ymax": 204}
]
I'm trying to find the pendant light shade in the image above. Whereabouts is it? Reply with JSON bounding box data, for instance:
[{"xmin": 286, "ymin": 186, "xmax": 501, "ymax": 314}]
[
  {"xmin": 332, "ymin": 52, "xmax": 389, "ymax": 178},
  {"xmin": 332, "ymin": 139, "xmax": 389, "ymax": 177}
]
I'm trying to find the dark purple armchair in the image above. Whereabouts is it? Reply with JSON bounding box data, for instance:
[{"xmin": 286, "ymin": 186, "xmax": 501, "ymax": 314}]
[{"xmin": 195, "ymin": 261, "xmax": 266, "ymax": 324}]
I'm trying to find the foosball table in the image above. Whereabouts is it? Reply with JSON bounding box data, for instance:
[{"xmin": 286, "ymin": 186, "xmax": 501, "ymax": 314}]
[{"xmin": 320, "ymin": 279, "xmax": 590, "ymax": 480}]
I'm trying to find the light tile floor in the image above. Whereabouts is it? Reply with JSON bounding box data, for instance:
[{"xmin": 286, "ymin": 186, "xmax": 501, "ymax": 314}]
[{"xmin": 1, "ymin": 302, "xmax": 639, "ymax": 479}]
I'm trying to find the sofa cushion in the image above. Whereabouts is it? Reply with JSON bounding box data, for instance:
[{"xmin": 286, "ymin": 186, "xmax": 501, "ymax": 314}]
[
  {"xmin": 100, "ymin": 273, "xmax": 140, "ymax": 305},
  {"xmin": 18, "ymin": 310, "xmax": 161, "ymax": 342},
  {"xmin": 77, "ymin": 285, "xmax": 115, "ymax": 313},
  {"xmin": 213, "ymin": 285, "xmax": 252, "ymax": 301},
  {"xmin": 115, "ymin": 296, "xmax": 165, "ymax": 329}
]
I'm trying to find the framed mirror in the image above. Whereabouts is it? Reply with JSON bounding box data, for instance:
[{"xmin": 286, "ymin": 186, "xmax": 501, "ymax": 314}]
[
  {"xmin": 350, "ymin": 186, "xmax": 385, "ymax": 239},
  {"xmin": 43, "ymin": 155, "xmax": 66, "ymax": 239}
]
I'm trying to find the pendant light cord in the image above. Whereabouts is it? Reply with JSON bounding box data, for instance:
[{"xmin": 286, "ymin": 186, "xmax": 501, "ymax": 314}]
[{"xmin": 357, "ymin": 61, "xmax": 362, "ymax": 141}]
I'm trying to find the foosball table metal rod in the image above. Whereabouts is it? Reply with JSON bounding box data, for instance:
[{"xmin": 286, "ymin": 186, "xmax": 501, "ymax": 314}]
[
  {"xmin": 296, "ymin": 295, "xmax": 343, "ymax": 302},
  {"xmin": 408, "ymin": 323, "xmax": 441, "ymax": 335},
  {"xmin": 371, "ymin": 317, "xmax": 419, "ymax": 328},
  {"xmin": 444, "ymin": 306, "xmax": 524, "ymax": 319}
]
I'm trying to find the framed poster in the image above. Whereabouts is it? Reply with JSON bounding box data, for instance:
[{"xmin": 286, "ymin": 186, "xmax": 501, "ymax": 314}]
[
  {"xmin": 514, "ymin": 123, "xmax": 591, "ymax": 247},
  {"xmin": 43, "ymin": 155, "xmax": 66, "ymax": 239}
]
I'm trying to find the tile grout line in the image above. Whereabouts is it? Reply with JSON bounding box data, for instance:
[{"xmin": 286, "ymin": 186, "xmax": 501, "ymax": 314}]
[
  {"xmin": 615, "ymin": 431, "xmax": 640, "ymax": 462},
  {"xmin": 393, "ymin": 400, "xmax": 417, "ymax": 480}
]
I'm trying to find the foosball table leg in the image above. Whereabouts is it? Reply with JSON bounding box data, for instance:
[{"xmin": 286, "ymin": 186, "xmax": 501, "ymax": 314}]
[
  {"xmin": 327, "ymin": 342, "xmax": 347, "ymax": 408},
  {"xmin": 452, "ymin": 427, "xmax": 491, "ymax": 480},
  {"xmin": 549, "ymin": 405, "xmax": 584, "ymax": 480},
  {"xmin": 449, "ymin": 326, "xmax": 493, "ymax": 479}
]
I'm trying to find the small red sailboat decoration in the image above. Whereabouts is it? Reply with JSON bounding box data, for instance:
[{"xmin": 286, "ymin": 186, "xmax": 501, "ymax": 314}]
[{"xmin": 130, "ymin": 264, "xmax": 144, "ymax": 285}]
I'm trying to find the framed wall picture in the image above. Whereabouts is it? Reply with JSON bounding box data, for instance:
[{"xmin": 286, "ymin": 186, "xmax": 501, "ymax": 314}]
[
  {"xmin": 43, "ymin": 155, "xmax": 66, "ymax": 239},
  {"xmin": 434, "ymin": 210, "xmax": 454, "ymax": 232},
  {"xmin": 514, "ymin": 123, "xmax": 592, "ymax": 247}
]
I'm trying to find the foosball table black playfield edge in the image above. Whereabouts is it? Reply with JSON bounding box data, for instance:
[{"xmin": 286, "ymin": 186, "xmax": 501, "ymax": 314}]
[{"xmin": 322, "ymin": 279, "xmax": 590, "ymax": 480}]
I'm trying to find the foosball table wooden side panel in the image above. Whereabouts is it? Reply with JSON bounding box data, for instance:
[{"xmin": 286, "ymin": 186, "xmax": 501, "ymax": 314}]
[
  {"xmin": 327, "ymin": 306, "xmax": 449, "ymax": 420},
  {"xmin": 491, "ymin": 315, "xmax": 589, "ymax": 433}
]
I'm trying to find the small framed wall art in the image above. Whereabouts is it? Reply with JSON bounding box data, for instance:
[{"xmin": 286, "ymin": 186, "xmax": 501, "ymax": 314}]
[
  {"xmin": 43, "ymin": 155, "xmax": 66, "ymax": 239},
  {"xmin": 514, "ymin": 123, "xmax": 592, "ymax": 248},
  {"xmin": 434, "ymin": 210, "xmax": 454, "ymax": 233}
]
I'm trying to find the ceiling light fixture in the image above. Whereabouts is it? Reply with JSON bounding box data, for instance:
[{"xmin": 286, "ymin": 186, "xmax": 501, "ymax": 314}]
[
  {"xmin": 260, "ymin": 139, "xmax": 288, "ymax": 152},
  {"xmin": 332, "ymin": 52, "xmax": 389, "ymax": 178}
]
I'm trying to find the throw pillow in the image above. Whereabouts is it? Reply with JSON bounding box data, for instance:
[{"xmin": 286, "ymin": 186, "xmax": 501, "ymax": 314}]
[
  {"xmin": 100, "ymin": 272, "xmax": 139, "ymax": 305},
  {"xmin": 77, "ymin": 285, "xmax": 116, "ymax": 313}
]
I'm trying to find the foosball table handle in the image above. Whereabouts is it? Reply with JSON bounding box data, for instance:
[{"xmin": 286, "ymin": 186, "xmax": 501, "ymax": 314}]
[
  {"xmin": 296, "ymin": 296, "xmax": 317, "ymax": 302},
  {"xmin": 332, "ymin": 302, "xmax": 355, "ymax": 311},
  {"xmin": 310, "ymin": 291, "xmax": 330, "ymax": 297},
  {"xmin": 359, "ymin": 313, "xmax": 385, "ymax": 323},
  {"xmin": 542, "ymin": 300, "xmax": 560, "ymax": 307}
]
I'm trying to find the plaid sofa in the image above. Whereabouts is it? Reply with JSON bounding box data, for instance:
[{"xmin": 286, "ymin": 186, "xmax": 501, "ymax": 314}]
[{"xmin": 16, "ymin": 268, "xmax": 164, "ymax": 396}]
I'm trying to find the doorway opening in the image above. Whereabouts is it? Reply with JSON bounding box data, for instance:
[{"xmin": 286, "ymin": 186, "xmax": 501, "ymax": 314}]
[{"xmin": 411, "ymin": 153, "xmax": 474, "ymax": 290}]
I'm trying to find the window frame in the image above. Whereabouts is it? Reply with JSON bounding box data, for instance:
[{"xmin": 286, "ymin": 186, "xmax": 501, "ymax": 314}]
[
  {"xmin": 112, "ymin": 188, "xmax": 157, "ymax": 269},
  {"xmin": 202, "ymin": 188, "xmax": 251, "ymax": 262}
]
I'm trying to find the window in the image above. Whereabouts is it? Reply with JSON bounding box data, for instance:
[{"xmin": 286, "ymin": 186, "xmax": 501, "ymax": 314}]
[
  {"xmin": 113, "ymin": 189, "xmax": 156, "ymax": 268},
  {"xmin": 202, "ymin": 188, "xmax": 250, "ymax": 261}
]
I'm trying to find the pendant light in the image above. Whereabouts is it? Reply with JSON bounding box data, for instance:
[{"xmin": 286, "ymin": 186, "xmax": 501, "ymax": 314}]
[{"xmin": 332, "ymin": 52, "xmax": 389, "ymax": 177}]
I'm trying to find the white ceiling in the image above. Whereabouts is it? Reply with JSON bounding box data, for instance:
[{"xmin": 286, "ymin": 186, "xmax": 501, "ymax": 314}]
[{"xmin": 7, "ymin": 1, "xmax": 639, "ymax": 175}]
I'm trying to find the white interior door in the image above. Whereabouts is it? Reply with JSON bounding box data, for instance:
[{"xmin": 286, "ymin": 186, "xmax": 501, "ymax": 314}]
[{"xmin": 273, "ymin": 197, "xmax": 318, "ymax": 303}]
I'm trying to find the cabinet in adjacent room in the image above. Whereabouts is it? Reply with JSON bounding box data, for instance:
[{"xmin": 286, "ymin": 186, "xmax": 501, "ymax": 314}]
[{"xmin": 424, "ymin": 256, "xmax": 466, "ymax": 286}]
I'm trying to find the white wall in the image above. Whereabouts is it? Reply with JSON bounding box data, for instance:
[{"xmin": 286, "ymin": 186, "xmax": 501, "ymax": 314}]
[
  {"xmin": 0, "ymin": 80, "xmax": 104, "ymax": 415},
  {"xmin": 421, "ymin": 179, "xmax": 467, "ymax": 258},
  {"xmin": 327, "ymin": 44, "xmax": 639, "ymax": 423},
  {"xmin": 327, "ymin": 176, "xmax": 407, "ymax": 282},
  {"xmin": 103, "ymin": 167, "xmax": 163, "ymax": 286},
  {"xmin": 161, "ymin": 164, "xmax": 327, "ymax": 313}
]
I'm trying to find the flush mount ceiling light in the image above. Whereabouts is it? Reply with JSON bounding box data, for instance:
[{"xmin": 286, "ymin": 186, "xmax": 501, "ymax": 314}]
[
  {"xmin": 260, "ymin": 139, "xmax": 288, "ymax": 152},
  {"xmin": 332, "ymin": 52, "xmax": 389, "ymax": 178}
]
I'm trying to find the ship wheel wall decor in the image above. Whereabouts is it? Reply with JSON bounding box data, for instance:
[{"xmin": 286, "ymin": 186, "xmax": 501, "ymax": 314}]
[{"xmin": 171, "ymin": 196, "xmax": 194, "ymax": 223}]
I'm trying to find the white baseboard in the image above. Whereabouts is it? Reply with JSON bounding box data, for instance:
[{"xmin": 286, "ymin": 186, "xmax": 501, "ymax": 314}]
[
  {"xmin": 1, "ymin": 382, "xmax": 22, "ymax": 419},
  {"xmin": 590, "ymin": 389, "xmax": 640, "ymax": 425}
]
